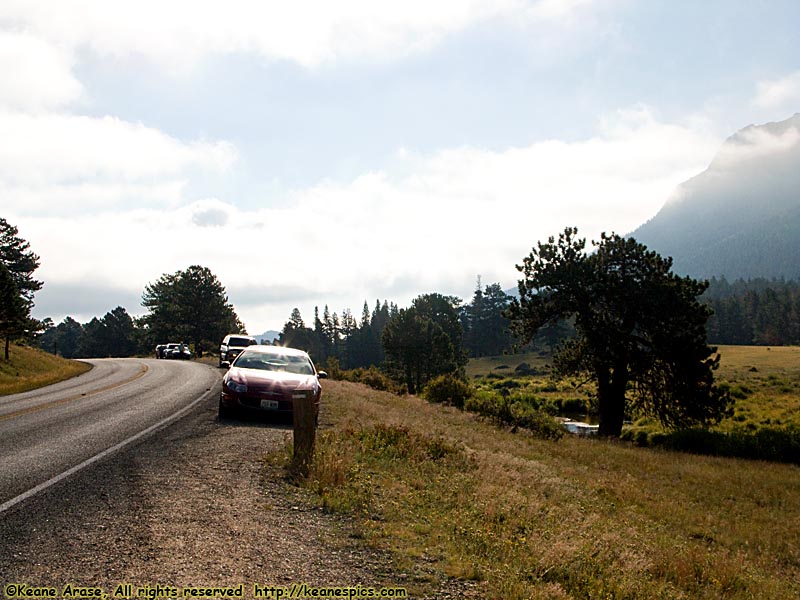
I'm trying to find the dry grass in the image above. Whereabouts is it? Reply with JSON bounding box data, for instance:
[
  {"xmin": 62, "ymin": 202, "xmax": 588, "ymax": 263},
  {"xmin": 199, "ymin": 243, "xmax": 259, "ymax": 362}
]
[
  {"xmin": 290, "ymin": 377, "xmax": 800, "ymax": 599},
  {"xmin": 0, "ymin": 344, "xmax": 92, "ymax": 395},
  {"xmin": 465, "ymin": 351, "xmax": 551, "ymax": 379}
]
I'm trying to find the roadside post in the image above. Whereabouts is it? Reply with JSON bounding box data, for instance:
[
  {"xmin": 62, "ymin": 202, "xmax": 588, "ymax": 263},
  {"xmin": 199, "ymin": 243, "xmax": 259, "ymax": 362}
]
[{"xmin": 291, "ymin": 395, "xmax": 317, "ymax": 479}]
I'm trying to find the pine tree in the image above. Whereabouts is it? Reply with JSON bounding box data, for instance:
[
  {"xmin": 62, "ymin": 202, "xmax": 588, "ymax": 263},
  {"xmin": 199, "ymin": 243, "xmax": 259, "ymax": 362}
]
[
  {"xmin": 0, "ymin": 263, "xmax": 27, "ymax": 360},
  {"xmin": 508, "ymin": 227, "xmax": 731, "ymax": 436}
]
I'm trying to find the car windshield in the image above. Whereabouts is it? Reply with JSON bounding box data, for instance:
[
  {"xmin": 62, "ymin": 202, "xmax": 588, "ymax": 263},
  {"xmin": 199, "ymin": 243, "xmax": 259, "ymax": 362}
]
[
  {"xmin": 229, "ymin": 337, "xmax": 255, "ymax": 347},
  {"xmin": 233, "ymin": 352, "xmax": 315, "ymax": 375}
]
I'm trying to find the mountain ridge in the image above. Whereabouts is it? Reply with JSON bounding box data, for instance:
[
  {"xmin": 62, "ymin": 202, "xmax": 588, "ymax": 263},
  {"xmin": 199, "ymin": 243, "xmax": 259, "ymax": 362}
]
[{"xmin": 629, "ymin": 113, "xmax": 800, "ymax": 280}]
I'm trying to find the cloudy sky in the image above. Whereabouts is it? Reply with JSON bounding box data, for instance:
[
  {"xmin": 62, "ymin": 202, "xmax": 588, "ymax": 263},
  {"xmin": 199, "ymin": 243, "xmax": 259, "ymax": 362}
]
[{"xmin": 2, "ymin": 0, "xmax": 799, "ymax": 334}]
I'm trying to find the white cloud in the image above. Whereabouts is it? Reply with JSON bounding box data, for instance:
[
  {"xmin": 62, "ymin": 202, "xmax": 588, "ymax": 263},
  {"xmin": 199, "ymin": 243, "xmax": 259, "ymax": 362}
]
[
  {"xmin": 1, "ymin": 0, "xmax": 601, "ymax": 69},
  {"xmin": 529, "ymin": 0, "xmax": 598, "ymax": 20},
  {"xmin": 16, "ymin": 108, "xmax": 720, "ymax": 333},
  {"xmin": 0, "ymin": 32, "xmax": 83, "ymax": 111},
  {"xmin": 753, "ymin": 71, "xmax": 800, "ymax": 111},
  {"xmin": 0, "ymin": 181, "xmax": 187, "ymax": 213},
  {"xmin": 0, "ymin": 113, "xmax": 236, "ymax": 182},
  {"xmin": 0, "ymin": 112, "xmax": 237, "ymax": 211},
  {"xmin": 714, "ymin": 116, "xmax": 800, "ymax": 168}
]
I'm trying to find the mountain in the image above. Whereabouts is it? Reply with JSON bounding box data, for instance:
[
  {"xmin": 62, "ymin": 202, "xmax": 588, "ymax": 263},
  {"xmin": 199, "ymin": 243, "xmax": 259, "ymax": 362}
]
[
  {"xmin": 252, "ymin": 330, "xmax": 280, "ymax": 343},
  {"xmin": 630, "ymin": 113, "xmax": 800, "ymax": 281}
]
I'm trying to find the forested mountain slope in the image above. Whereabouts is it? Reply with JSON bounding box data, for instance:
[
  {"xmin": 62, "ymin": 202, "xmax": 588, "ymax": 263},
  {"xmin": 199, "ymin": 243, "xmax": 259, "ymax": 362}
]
[{"xmin": 630, "ymin": 114, "xmax": 800, "ymax": 280}]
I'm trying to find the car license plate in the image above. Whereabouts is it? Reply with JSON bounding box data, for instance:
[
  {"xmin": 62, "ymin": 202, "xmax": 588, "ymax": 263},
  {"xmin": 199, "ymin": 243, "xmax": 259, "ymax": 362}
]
[{"xmin": 260, "ymin": 399, "xmax": 279, "ymax": 410}]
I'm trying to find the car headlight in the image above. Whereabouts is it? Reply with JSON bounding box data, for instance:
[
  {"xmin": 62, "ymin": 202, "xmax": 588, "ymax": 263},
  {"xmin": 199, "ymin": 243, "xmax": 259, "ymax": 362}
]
[{"xmin": 225, "ymin": 379, "xmax": 247, "ymax": 393}]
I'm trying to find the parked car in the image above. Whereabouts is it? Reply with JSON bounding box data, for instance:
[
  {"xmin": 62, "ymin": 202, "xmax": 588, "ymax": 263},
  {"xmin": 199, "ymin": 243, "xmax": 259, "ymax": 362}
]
[
  {"xmin": 171, "ymin": 342, "xmax": 192, "ymax": 360},
  {"xmin": 219, "ymin": 345, "xmax": 327, "ymax": 420},
  {"xmin": 219, "ymin": 334, "xmax": 258, "ymax": 367},
  {"xmin": 155, "ymin": 344, "xmax": 167, "ymax": 359},
  {"xmin": 162, "ymin": 342, "xmax": 192, "ymax": 360}
]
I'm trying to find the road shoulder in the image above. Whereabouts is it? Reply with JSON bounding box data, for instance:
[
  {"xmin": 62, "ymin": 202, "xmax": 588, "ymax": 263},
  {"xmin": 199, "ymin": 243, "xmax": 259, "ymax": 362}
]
[{"xmin": 0, "ymin": 397, "xmax": 399, "ymax": 592}]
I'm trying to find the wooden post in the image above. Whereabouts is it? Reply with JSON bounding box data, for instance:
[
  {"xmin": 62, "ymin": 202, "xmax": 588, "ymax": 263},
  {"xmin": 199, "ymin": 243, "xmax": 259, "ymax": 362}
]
[{"xmin": 291, "ymin": 396, "xmax": 317, "ymax": 479}]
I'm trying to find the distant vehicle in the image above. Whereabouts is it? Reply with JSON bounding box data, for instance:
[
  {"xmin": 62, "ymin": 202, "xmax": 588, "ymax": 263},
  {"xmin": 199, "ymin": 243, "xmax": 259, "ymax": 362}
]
[
  {"xmin": 219, "ymin": 334, "xmax": 258, "ymax": 368},
  {"xmin": 171, "ymin": 343, "xmax": 192, "ymax": 360},
  {"xmin": 219, "ymin": 345, "xmax": 327, "ymax": 420},
  {"xmin": 155, "ymin": 344, "xmax": 167, "ymax": 359},
  {"xmin": 162, "ymin": 342, "xmax": 192, "ymax": 360}
]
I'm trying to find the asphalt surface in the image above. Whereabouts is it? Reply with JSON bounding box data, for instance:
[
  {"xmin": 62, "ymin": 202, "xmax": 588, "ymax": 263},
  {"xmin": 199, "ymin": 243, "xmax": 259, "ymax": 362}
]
[{"xmin": 0, "ymin": 358, "xmax": 221, "ymax": 510}]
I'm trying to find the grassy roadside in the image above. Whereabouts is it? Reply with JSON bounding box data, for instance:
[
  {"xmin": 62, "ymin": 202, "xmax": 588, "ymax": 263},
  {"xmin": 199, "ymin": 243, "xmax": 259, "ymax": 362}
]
[
  {"xmin": 275, "ymin": 377, "xmax": 800, "ymax": 599},
  {"xmin": 0, "ymin": 344, "xmax": 92, "ymax": 395}
]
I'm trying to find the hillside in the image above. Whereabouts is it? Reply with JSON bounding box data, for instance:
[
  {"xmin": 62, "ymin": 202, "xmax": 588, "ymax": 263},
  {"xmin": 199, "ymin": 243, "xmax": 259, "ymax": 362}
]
[
  {"xmin": 630, "ymin": 113, "xmax": 800, "ymax": 280},
  {"xmin": 0, "ymin": 344, "xmax": 92, "ymax": 395},
  {"xmin": 291, "ymin": 374, "xmax": 800, "ymax": 599}
]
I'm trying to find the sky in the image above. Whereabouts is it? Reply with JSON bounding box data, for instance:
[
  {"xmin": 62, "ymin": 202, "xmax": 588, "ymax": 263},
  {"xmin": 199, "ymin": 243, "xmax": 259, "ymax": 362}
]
[{"xmin": 2, "ymin": 0, "xmax": 799, "ymax": 335}]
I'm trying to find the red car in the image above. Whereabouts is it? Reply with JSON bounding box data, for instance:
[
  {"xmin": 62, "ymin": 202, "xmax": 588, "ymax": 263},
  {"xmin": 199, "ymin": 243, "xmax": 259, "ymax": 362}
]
[{"xmin": 218, "ymin": 345, "xmax": 326, "ymax": 420}]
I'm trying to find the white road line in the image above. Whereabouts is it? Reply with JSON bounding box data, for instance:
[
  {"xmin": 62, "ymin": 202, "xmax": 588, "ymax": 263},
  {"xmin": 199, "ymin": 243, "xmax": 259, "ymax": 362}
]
[{"xmin": 0, "ymin": 386, "xmax": 216, "ymax": 515}]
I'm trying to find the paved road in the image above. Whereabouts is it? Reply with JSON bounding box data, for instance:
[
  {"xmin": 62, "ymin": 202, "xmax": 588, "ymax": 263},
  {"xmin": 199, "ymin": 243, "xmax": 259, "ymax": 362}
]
[{"xmin": 0, "ymin": 358, "xmax": 221, "ymax": 510}]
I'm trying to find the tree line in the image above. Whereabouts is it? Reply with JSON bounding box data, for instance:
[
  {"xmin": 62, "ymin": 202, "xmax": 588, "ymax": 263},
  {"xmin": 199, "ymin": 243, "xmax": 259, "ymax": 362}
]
[
  {"xmin": 36, "ymin": 265, "xmax": 245, "ymax": 359},
  {"xmin": 276, "ymin": 281, "xmax": 522, "ymax": 393},
  {"xmin": 0, "ymin": 214, "xmax": 792, "ymax": 439},
  {"xmin": 704, "ymin": 277, "xmax": 800, "ymax": 345}
]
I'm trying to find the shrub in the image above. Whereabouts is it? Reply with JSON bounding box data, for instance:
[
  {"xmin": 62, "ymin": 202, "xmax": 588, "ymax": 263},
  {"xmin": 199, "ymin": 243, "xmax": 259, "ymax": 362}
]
[
  {"xmin": 465, "ymin": 390, "xmax": 563, "ymax": 440},
  {"xmin": 633, "ymin": 429, "xmax": 650, "ymax": 447},
  {"xmin": 508, "ymin": 401, "xmax": 565, "ymax": 440},
  {"xmin": 492, "ymin": 378, "xmax": 522, "ymax": 392},
  {"xmin": 328, "ymin": 361, "xmax": 403, "ymax": 394},
  {"xmin": 357, "ymin": 423, "xmax": 463, "ymax": 463},
  {"xmin": 652, "ymin": 426, "xmax": 800, "ymax": 464},
  {"xmin": 423, "ymin": 373, "xmax": 473, "ymax": 408},
  {"xmin": 507, "ymin": 390, "xmax": 543, "ymax": 410},
  {"xmin": 352, "ymin": 367, "xmax": 399, "ymax": 393},
  {"xmin": 560, "ymin": 397, "xmax": 588, "ymax": 414},
  {"xmin": 324, "ymin": 356, "xmax": 343, "ymax": 379},
  {"xmin": 620, "ymin": 426, "xmax": 657, "ymax": 447},
  {"xmin": 514, "ymin": 362, "xmax": 535, "ymax": 375}
]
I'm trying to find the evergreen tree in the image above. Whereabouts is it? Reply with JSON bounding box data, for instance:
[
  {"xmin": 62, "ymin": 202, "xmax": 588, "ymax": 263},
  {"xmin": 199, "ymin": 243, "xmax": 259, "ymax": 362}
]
[
  {"xmin": 360, "ymin": 301, "xmax": 371, "ymax": 328},
  {"xmin": 382, "ymin": 306, "xmax": 459, "ymax": 394},
  {"xmin": 508, "ymin": 227, "xmax": 731, "ymax": 436},
  {"xmin": 0, "ymin": 217, "xmax": 43, "ymax": 312},
  {"xmin": 411, "ymin": 293, "xmax": 467, "ymax": 369},
  {"xmin": 462, "ymin": 279, "xmax": 514, "ymax": 357},
  {"xmin": 0, "ymin": 263, "xmax": 27, "ymax": 360},
  {"xmin": 279, "ymin": 308, "xmax": 315, "ymax": 352},
  {"xmin": 37, "ymin": 316, "xmax": 84, "ymax": 358},
  {"xmin": 141, "ymin": 265, "xmax": 243, "ymax": 355},
  {"xmin": 101, "ymin": 306, "xmax": 137, "ymax": 357},
  {"xmin": 78, "ymin": 317, "xmax": 107, "ymax": 357}
]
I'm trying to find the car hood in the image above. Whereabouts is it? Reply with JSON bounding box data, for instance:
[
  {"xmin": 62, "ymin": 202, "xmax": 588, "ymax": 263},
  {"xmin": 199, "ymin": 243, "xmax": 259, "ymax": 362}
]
[{"xmin": 227, "ymin": 367, "xmax": 319, "ymax": 391}]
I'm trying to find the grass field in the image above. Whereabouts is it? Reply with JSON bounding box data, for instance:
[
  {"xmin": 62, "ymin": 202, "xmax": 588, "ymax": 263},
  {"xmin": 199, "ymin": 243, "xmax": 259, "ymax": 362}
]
[
  {"xmin": 276, "ymin": 345, "xmax": 800, "ymax": 599},
  {"xmin": 0, "ymin": 344, "xmax": 92, "ymax": 395},
  {"xmin": 713, "ymin": 346, "xmax": 800, "ymax": 429},
  {"xmin": 467, "ymin": 345, "xmax": 800, "ymax": 430}
]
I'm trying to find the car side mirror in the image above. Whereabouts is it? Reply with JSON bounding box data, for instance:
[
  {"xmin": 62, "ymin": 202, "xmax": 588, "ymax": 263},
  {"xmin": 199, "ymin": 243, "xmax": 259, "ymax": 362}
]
[{"xmin": 317, "ymin": 371, "xmax": 328, "ymax": 379}]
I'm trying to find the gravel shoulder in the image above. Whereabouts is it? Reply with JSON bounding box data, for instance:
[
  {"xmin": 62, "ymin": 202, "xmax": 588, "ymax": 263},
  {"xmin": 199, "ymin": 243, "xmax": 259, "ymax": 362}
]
[{"xmin": 0, "ymin": 392, "xmax": 399, "ymax": 594}]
